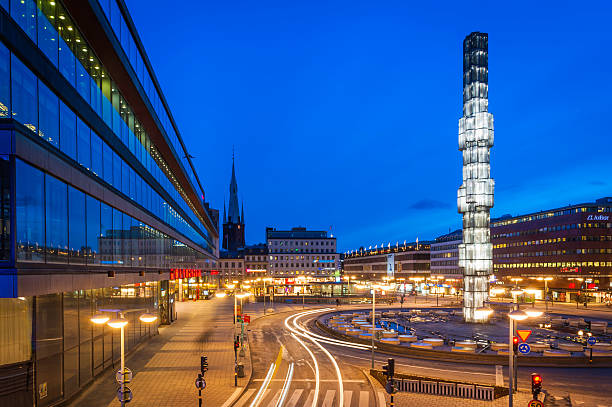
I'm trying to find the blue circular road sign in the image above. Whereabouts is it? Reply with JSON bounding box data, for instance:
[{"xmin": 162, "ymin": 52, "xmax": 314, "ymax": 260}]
[
  {"xmin": 518, "ymin": 343, "xmax": 531, "ymax": 355},
  {"xmin": 587, "ymin": 336, "xmax": 597, "ymax": 346}
]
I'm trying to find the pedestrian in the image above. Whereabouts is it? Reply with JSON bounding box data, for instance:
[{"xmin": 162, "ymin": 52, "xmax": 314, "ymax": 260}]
[{"xmin": 336, "ymin": 298, "xmax": 340, "ymax": 308}]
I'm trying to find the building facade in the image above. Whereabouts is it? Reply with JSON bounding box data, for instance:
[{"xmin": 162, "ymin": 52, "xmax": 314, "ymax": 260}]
[
  {"xmin": 457, "ymin": 31, "xmax": 495, "ymax": 322},
  {"xmin": 0, "ymin": 1, "xmax": 218, "ymax": 405},
  {"xmin": 244, "ymin": 244, "xmax": 268, "ymax": 276},
  {"xmin": 266, "ymin": 227, "xmax": 339, "ymax": 278},
  {"xmin": 492, "ymin": 197, "xmax": 612, "ymax": 303},
  {"xmin": 343, "ymin": 242, "xmax": 431, "ymax": 281},
  {"xmin": 222, "ymin": 155, "xmax": 245, "ymax": 251},
  {"xmin": 430, "ymin": 230, "xmax": 462, "ymax": 280}
]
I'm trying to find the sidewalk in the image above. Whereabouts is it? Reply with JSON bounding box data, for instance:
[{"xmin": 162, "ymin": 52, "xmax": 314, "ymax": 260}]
[{"xmin": 67, "ymin": 298, "xmax": 251, "ymax": 407}]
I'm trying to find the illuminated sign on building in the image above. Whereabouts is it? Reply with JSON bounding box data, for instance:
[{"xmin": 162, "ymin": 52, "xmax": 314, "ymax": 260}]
[{"xmin": 170, "ymin": 268, "xmax": 202, "ymax": 279}]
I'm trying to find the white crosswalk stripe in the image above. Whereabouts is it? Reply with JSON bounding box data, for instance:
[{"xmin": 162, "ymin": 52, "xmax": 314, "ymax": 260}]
[
  {"xmin": 237, "ymin": 388, "xmax": 374, "ymax": 407},
  {"xmin": 321, "ymin": 390, "xmax": 335, "ymax": 407},
  {"xmin": 266, "ymin": 389, "xmax": 282, "ymax": 407},
  {"xmin": 233, "ymin": 389, "xmax": 256, "ymax": 407},
  {"xmin": 343, "ymin": 390, "xmax": 353, "ymax": 407},
  {"xmin": 286, "ymin": 389, "xmax": 304, "ymax": 407},
  {"xmin": 358, "ymin": 391, "xmax": 369, "ymax": 407}
]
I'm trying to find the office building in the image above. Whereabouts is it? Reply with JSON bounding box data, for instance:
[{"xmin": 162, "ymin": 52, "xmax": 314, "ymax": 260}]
[
  {"xmin": 492, "ymin": 197, "xmax": 612, "ymax": 303},
  {"xmin": 343, "ymin": 242, "xmax": 431, "ymax": 281},
  {"xmin": 266, "ymin": 227, "xmax": 339, "ymax": 278},
  {"xmin": 457, "ymin": 31, "xmax": 495, "ymax": 322},
  {"xmin": 0, "ymin": 1, "xmax": 218, "ymax": 405},
  {"xmin": 431, "ymin": 229, "xmax": 462, "ymax": 280}
]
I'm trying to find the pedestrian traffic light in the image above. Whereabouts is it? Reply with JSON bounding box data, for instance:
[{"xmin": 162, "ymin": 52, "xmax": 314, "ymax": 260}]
[
  {"xmin": 201, "ymin": 356, "xmax": 208, "ymax": 374},
  {"xmin": 234, "ymin": 338, "xmax": 240, "ymax": 351},
  {"xmin": 531, "ymin": 373, "xmax": 542, "ymax": 398},
  {"xmin": 513, "ymin": 336, "xmax": 519, "ymax": 353}
]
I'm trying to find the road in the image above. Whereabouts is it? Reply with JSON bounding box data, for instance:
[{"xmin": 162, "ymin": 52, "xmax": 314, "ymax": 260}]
[
  {"xmin": 235, "ymin": 304, "xmax": 612, "ymax": 406},
  {"xmin": 232, "ymin": 308, "xmax": 381, "ymax": 407}
]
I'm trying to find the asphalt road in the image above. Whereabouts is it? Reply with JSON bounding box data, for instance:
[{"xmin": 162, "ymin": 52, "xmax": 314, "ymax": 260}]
[
  {"xmin": 232, "ymin": 308, "xmax": 379, "ymax": 407},
  {"xmin": 234, "ymin": 305, "xmax": 612, "ymax": 406}
]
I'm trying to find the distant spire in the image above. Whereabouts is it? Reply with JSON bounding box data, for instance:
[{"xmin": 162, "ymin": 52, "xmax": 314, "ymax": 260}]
[{"xmin": 228, "ymin": 150, "xmax": 240, "ymax": 223}]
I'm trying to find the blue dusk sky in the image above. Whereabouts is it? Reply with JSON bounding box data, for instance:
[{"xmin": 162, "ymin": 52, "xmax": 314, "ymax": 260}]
[{"xmin": 127, "ymin": 0, "xmax": 611, "ymax": 251}]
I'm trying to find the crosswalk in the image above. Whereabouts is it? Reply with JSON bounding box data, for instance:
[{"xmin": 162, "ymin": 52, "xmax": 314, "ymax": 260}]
[{"xmin": 233, "ymin": 388, "xmax": 379, "ymax": 407}]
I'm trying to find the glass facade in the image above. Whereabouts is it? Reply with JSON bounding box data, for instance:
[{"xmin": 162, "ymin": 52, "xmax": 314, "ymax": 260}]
[
  {"xmin": 15, "ymin": 159, "xmax": 206, "ymax": 267},
  {"xmin": 0, "ymin": 0, "xmax": 214, "ymax": 254}
]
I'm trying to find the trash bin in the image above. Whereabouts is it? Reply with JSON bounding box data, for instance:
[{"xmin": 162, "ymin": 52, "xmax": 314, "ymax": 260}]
[{"xmin": 236, "ymin": 363, "xmax": 245, "ymax": 378}]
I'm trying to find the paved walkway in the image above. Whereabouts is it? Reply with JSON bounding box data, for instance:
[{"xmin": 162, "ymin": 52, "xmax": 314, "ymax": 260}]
[{"xmin": 67, "ymin": 298, "xmax": 252, "ymax": 407}]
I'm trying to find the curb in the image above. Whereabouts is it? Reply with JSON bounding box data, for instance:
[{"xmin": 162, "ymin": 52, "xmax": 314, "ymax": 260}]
[
  {"xmin": 315, "ymin": 311, "xmax": 612, "ymax": 368},
  {"xmin": 361, "ymin": 368, "xmax": 386, "ymax": 407}
]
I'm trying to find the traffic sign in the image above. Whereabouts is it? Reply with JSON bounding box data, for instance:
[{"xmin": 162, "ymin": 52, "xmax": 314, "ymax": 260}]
[
  {"xmin": 244, "ymin": 315, "xmax": 251, "ymax": 324},
  {"xmin": 528, "ymin": 399, "xmax": 543, "ymax": 407},
  {"xmin": 116, "ymin": 368, "xmax": 133, "ymax": 384},
  {"xmin": 518, "ymin": 343, "xmax": 531, "ymax": 355},
  {"xmin": 195, "ymin": 376, "xmax": 206, "ymax": 390},
  {"xmin": 117, "ymin": 386, "xmax": 133, "ymax": 403},
  {"xmin": 516, "ymin": 330, "xmax": 532, "ymax": 342},
  {"xmin": 587, "ymin": 336, "xmax": 597, "ymax": 346}
]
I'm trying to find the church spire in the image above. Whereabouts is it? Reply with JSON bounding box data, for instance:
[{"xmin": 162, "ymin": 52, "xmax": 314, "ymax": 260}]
[{"xmin": 227, "ymin": 150, "xmax": 240, "ymax": 224}]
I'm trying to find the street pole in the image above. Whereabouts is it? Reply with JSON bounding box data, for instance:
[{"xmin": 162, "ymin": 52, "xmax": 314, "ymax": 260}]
[
  {"xmin": 544, "ymin": 279, "xmax": 548, "ymax": 312},
  {"xmin": 371, "ymin": 288, "xmax": 376, "ymax": 369},
  {"xmin": 508, "ymin": 313, "xmax": 513, "ymax": 407},
  {"xmin": 120, "ymin": 322, "xmax": 125, "ymax": 407},
  {"xmin": 303, "ymin": 284, "xmax": 305, "ymax": 309},
  {"xmin": 263, "ymin": 279, "xmax": 266, "ymax": 315}
]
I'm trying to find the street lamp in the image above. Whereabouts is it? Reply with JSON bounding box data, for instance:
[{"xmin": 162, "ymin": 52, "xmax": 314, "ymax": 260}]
[
  {"xmin": 91, "ymin": 310, "xmax": 157, "ymax": 406},
  {"xmin": 537, "ymin": 277, "xmax": 554, "ymax": 311}
]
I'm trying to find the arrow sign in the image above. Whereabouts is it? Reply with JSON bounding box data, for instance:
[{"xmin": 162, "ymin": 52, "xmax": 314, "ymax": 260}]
[{"xmin": 516, "ymin": 330, "xmax": 532, "ymax": 342}]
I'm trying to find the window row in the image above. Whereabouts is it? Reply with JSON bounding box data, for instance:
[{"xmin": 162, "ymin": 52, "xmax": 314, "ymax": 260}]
[
  {"xmin": 0, "ymin": 42, "xmax": 211, "ymax": 252},
  {"xmin": 95, "ymin": 0, "xmax": 200, "ymax": 191},
  {"xmin": 0, "ymin": 0, "xmax": 208, "ymax": 240},
  {"xmin": 15, "ymin": 159, "xmax": 207, "ymax": 267}
]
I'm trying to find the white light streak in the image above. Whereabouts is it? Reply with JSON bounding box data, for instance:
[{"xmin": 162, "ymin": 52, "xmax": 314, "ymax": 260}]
[
  {"xmin": 249, "ymin": 363, "xmax": 275, "ymax": 407},
  {"xmin": 275, "ymin": 363, "xmax": 294, "ymax": 407}
]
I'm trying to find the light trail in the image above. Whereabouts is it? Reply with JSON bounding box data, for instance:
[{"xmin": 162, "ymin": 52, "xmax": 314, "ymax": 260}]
[
  {"xmin": 290, "ymin": 333, "xmax": 319, "ymax": 407},
  {"xmin": 275, "ymin": 362, "xmax": 294, "ymax": 407},
  {"xmin": 286, "ymin": 308, "xmax": 371, "ymax": 350},
  {"xmin": 249, "ymin": 363, "xmax": 275, "ymax": 407},
  {"xmin": 285, "ymin": 310, "xmax": 346, "ymax": 407}
]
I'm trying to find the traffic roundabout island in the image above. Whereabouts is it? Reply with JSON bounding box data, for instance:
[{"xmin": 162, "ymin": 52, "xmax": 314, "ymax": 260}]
[{"xmin": 316, "ymin": 308, "xmax": 612, "ymax": 367}]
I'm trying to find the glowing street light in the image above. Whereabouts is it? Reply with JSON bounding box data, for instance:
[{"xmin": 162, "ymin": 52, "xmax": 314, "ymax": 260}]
[
  {"xmin": 215, "ymin": 291, "xmax": 227, "ymax": 298},
  {"xmin": 91, "ymin": 313, "xmax": 110, "ymax": 325}
]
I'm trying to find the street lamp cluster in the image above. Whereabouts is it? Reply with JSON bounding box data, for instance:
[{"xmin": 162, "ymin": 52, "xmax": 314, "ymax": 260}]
[{"xmin": 90, "ymin": 310, "xmax": 158, "ymax": 406}]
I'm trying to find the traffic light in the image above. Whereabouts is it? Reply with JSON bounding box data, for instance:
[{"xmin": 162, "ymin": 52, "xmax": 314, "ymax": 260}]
[
  {"xmin": 512, "ymin": 336, "xmax": 519, "ymax": 353},
  {"xmin": 531, "ymin": 373, "xmax": 542, "ymax": 398},
  {"xmin": 234, "ymin": 337, "xmax": 240, "ymax": 351},
  {"xmin": 201, "ymin": 356, "xmax": 208, "ymax": 374},
  {"xmin": 382, "ymin": 358, "xmax": 395, "ymax": 379}
]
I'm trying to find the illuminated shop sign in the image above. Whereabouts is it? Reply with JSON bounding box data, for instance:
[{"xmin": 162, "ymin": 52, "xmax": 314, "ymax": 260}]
[
  {"xmin": 560, "ymin": 267, "xmax": 581, "ymax": 273},
  {"xmin": 170, "ymin": 268, "xmax": 202, "ymax": 279},
  {"xmin": 246, "ymin": 269, "xmax": 267, "ymax": 273},
  {"xmin": 586, "ymin": 214, "xmax": 610, "ymax": 221}
]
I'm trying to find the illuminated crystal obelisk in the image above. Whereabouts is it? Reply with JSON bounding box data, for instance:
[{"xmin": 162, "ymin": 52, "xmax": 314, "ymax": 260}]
[{"xmin": 457, "ymin": 32, "xmax": 494, "ymax": 323}]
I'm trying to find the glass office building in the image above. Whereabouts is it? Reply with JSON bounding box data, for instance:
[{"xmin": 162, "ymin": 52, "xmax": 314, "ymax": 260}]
[{"xmin": 0, "ymin": 1, "xmax": 219, "ymax": 405}]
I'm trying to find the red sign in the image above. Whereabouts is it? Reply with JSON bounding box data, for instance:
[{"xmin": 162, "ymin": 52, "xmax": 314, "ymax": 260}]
[
  {"xmin": 210, "ymin": 270, "xmax": 219, "ymax": 275},
  {"xmin": 285, "ymin": 279, "xmax": 295, "ymax": 285},
  {"xmin": 560, "ymin": 267, "xmax": 580, "ymax": 273},
  {"xmin": 516, "ymin": 330, "xmax": 532, "ymax": 342},
  {"xmin": 243, "ymin": 315, "xmax": 250, "ymax": 324},
  {"xmin": 169, "ymin": 268, "xmax": 202, "ymax": 279}
]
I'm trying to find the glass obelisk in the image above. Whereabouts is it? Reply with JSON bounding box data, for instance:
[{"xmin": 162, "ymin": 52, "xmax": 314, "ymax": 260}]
[{"xmin": 457, "ymin": 32, "xmax": 494, "ymax": 323}]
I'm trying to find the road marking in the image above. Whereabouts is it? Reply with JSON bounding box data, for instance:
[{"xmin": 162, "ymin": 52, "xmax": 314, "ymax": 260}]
[
  {"xmin": 285, "ymin": 389, "xmax": 303, "ymax": 407},
  {"xmin": 337, "ymin": 353, "xmax": 494, "ymax": 376},
  {"xmin": 266, "ymin": 389, "xmax": 281, "ymax": 407},
  {"xmin": 303, "ymin": 390, "xmax": 315, "ymax": 407},
  {"xmin": 233, "ymin": 389, "xmax": 257, "ymax": 407},
  {"xmin": 253, "ymin": 379, "xmax": 364, "ymax": 383},
  {"xmin": 358, "ymin": 391, "xmax": 369, "ymax": 407},
  {"xmin": 220, "ymin": 387, "xmax": 244, "ymax": 407},
  {"xmin": 321, "ymin": 390, "xmax": 335, "ymax": 407},
  {"xmin": 343, "ymin": 390, "xmax": 353, "ymax": 407},
  {"xmin": 377, "ymin": 391, "xmax": 386, "ymax": 407}
]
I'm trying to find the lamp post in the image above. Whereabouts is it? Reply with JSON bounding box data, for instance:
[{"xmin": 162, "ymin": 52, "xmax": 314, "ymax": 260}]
[
  {"xmin": 371, "ymin": 285, "xmax": 377, "ymax": 369},
  {"xmin": 537, "ymin": 277, "xmax": 553, "ymax": 311},
  {"xmin": 91, "ymin": 310, "xmax": 157, "ymax": 406}
]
